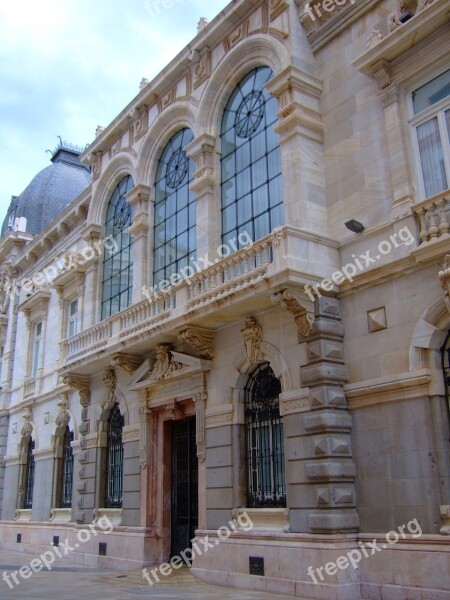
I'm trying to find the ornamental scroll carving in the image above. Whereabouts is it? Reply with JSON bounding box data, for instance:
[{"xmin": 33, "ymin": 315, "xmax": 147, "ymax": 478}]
[{"xmin": 272, "ymin": 289, "xmax": 315, "ymax": 336}]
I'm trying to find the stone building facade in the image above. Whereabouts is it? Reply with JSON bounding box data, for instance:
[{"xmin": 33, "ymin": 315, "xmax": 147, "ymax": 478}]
[{"xmin": 0, "ymin": 0, "xmax": 449, "ymax": 598}]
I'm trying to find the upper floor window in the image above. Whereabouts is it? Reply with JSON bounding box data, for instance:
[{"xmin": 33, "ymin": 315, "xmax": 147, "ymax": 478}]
[
  {"xmin": 154, "ymin": 129, "xmax": 196, "ymax": 288},
  {"xmin": 101, "ymin": 175, "xmax": 134, "ymax": 320},
  {"xmin": 105, "ymin": 403, "xmax": 124, "ymax": 508},
  {"xmin": 221, "ymin": 67, "xmax": 283, "ymax": 248},
  {"xmin": 31, "ymin": 321, "xmax": 42, "ymax": 377},
  {"xmin": 23, "ymin": 437, "xmax": 35, "ymax": 509},
  {"xmin": 67, "ymin": 298, "xmax": 79, "ymax": 338},
  {"xmin": 59, "ymin": 426, "xmax": 74, "ymax": 508},
  {"xmin": 443, "ymin": 330, "xmax": 450, "ymax": 417},
  {"xmin": 412, "ymin": 69, "xmax": 450, "ymax": 199},
  {"xmin": 244, "ymin": 362, "xmax": 286, "ymax": 508}
]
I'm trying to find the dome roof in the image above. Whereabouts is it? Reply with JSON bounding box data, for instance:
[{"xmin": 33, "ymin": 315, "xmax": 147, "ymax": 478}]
[{"xmin": 1, "ymin": 145, "xmax": 91, "ymax": 237}]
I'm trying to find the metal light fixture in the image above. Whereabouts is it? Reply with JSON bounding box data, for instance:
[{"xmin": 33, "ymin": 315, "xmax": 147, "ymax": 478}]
[{"xmin": 345, "ymin": 219, "xmax": 365, "ymax": 234}]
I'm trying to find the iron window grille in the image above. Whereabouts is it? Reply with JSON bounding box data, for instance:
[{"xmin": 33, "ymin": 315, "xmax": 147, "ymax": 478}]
[
  {"xmin": 244, "ymin": 362, "xmax": 286, "ymax": 508},
  {"xmin": 105, "ymin": 404, "xmax": 124, "ymax": 508},
  {"xmin": 221, "ymin": 67, "xmax": 283, "ymax": 250},
  {"xmin": 60, "ymin": 427, "xmax": 74, "ymax": 508},
  {"xmin": 23, "ymin": 438, "xmax": 35, "ymax": 509},
  {"xmin": 154, "ymin": 129, "xmax": 196, "ymax": 289},
  {"xmin": 101, "ymin": 175, "xmax": 134, "ymax": 320}
]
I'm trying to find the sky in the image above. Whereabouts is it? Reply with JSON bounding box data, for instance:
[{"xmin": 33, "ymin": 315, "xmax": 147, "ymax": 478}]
[{"xmin": 0, "ymin": 0, "xmax": 227, "ymax": 223}]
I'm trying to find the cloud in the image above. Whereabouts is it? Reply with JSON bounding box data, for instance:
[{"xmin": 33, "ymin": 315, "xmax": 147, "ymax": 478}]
[{"xmin": 0, "ymin": 0, "xmax": 226, "ymax": 223}]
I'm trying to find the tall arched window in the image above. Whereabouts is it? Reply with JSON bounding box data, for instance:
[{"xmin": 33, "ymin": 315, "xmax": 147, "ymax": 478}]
[
  {"xmin": 101, "ymin": 175, "xmax": 134, "ymax": 320},
  {"xmin": 59, "ymin": 426, "xmax": 74, "ymax": 508},
  {"xmin": 105, "ymin": 404, "xmax": 124, "ymax": 508},
  {"xmin": 23, "ymin": 437, "xmax": 35, "ymax": 509},
  {"xmin": 244, "ymin": 362, "xmax": 286, "ymax": 508},
  {"xmin": 221, "ymin": 67, "xmax": 283, "ymax": 248},
  {"xmin": 154, "ymin": 129, "xmax": 196, "ymax": 288}
]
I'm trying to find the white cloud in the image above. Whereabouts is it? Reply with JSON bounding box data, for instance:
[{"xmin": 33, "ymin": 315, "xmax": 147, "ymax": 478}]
[{"xmin": 0, "ymin": 0, "xmax": 227, "ymax": 223}]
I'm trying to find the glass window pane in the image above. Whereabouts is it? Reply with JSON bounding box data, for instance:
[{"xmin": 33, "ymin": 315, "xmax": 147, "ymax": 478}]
[
  {"xmin": 413, "ymin": 69, "xmax": 450, "ymax": 114},
  {"xmin": 417, "ymin": 117, "xmax": 448, "ymax": 197},
  {"xmin": 221, "ymin": 67, "xmax": 284, "ymax": 246}
]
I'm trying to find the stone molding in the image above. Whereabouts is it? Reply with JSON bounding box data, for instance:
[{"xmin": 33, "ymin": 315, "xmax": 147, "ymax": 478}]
[
  {"xmin": 279, "ymin": 389, "xmax": 311, "ymax": 416},
  {"xmin": 205, "ymin": 404, "xmax": 233, "ymax": 429},
  {"xmin": 122, "ymin": 425, "xmax": 140, "ymax": 443}
]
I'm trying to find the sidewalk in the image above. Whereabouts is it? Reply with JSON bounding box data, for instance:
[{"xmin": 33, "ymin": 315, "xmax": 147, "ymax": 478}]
[{"xmin": 0, "ymin": 548, "xmax": 309, "ymax": 600}]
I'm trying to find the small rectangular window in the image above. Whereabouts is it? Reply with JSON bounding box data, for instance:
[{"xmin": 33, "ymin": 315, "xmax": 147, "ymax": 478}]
[{"xmin": 67, "ymin": 298, "xmax": 79, "ymax": 338}]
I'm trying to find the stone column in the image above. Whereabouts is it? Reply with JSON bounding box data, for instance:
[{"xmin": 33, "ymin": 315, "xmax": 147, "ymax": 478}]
[
  {"xmin": 186, "ymin": 134, "xmax": 221, "ymax": 261},
  {"xmin": 266, "ymin": 65, "xmax": 327, "ymax": 234},
  {"xmin": 62, "ymin": 375, "xmax": 92, "ymax": 523},
  {"xmin": 0, "ymin": 413, "xmax": 9, "ymax": 519},
  {"xmin": 31, "ymin": 448, "xmax": 55, "ymax": 521},
  {"xmin": 126, "ymin": 184, "xmax": 151, "ymax": 301},
  {"xmin": 138, "ymin": 404, "xmax": 154, "ymax": 528},
  {"xmin": 122, "ymin": 425, "xmax": 141, "ymax": 527},
  {"xmin": 284, "ymin": 296, "xmax": 359, "ymax": 533},
  {"xmin": 81, "ymin": 225, "xmax": 102, "ymax": 328}
]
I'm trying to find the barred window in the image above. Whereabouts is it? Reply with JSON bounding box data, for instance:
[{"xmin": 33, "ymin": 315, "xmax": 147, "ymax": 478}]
[
  {"xmin": 23, "ymin": 437, "xmax": 35, "ymax": 509},
  {"xmin": 154, "ymin": 129, "xmax": 196, "ymax": 289},
  {"xmin": 221, "ymin": 67, "xmax": 283, "ymax": 249},
  {"xmin": 105, "ymin": 404, "xmax": 124, "ymax": 509},
  {"xmin": 101, "ymin": 175, "xmax": 134, "ymax": 320},
  {"xmin": 59, "ymin": 427, "xmax": 74, "ymax": 508},
  {"xmin": 244, "ymin": 362, "xmax": 286, "ymax": 508}
]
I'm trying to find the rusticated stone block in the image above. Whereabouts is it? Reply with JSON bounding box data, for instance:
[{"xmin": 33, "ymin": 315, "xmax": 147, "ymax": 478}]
[
  {"xmin": 313, "ymin": 435, "xmax": 351, "ymax": 456},
  {"xmin": 316, "ymin": 485, "xmax": 354, "ymax": 506},
  {"xmin": 310, "ymin": 385, "xmax": 346, "ymax": 408},
  {"xmin": 305, "ymin": 460, "xmax": 356, "ymax": 480},
  {"xmin": 301, "ymin": 363, "xmax": 349, "ymax": 386},
  {"xmin": 79, "ymin": 421, "xmax": 90, "ymax": 435},
  {"xmin": 315, "ymin": 296, "xmax": 341, "ymax": 319},
  {"xmin": 309, "ymin": 510, "xmax": 359, "ymax": 532},
  {"xmin": 304, "ymin": 410, "xmax": 352, "ymax": 432},
  {"xmin": 307, "ymin": 339, "xmax": 345, "ymax": 363},
  {"xmin": 78, "ymin": 451, "xmax": 88, "ymax": 464}
]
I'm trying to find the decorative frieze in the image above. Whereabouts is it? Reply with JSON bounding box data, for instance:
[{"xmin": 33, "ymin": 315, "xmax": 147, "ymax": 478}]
[{"xmin": 205, "ymin": 404, "xmax": 233, "ymax": 429}]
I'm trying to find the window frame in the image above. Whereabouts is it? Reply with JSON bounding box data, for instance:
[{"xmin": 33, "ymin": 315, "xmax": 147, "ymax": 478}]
[
  {"xmin": 67, "ymin": 297, "xmax": 80, "ymax": 339},
  {"xmin": 22, "ymin": 437, "xmax": 35, "ymax": 510},
  {"xmin": 101, "ymin": 175, "xmax": 135, "ymax": 321},
  {"xmin": 409, "ymin": 73, "xmax": 450, "ymax": 201},
  {"xmin": 105, "ymin": 403, "xmax": 124, "ymax": 509},
  {"xmin": 30, "ymin": 321, "xmax": 42, "ymax": 378},
  {"xmin": 59, "ymin": 426, "xmax": 74, "ymax": 509}
]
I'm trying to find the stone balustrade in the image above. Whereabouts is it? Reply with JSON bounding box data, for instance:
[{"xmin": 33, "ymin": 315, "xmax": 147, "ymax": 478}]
[{"xmin": 413, "ymin": 190, "xmax": 450, "ymax": 244}]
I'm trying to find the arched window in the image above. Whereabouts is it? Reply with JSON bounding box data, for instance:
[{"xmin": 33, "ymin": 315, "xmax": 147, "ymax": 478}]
[
  {"xmin": 101, "ymin": 175, "xmax": 134, "ymax": 320},
  {"xmin": 442, "ymin": 330, "xmax": 450, "ymax": 418},
  {"xmin": 23, "ymin": 437, "xmax": 35, "ymax": 509},
  {"xmin": 221, "ymin": 67, "xmax": 283, "ymax": 248},
  {"xmin": 244, "ymin": 362, "xmax": 286, "ymax": 508},
  {"xmin": 59, "ymin": 426, "xmax": 74, "ymax": 508},
  {"xmin": 105, "ymin": 404, "xmax": 124, "ymax": 508},
  {"xmin": 154, "ymin": 129, "xmax": 196, "ymax": 288}
]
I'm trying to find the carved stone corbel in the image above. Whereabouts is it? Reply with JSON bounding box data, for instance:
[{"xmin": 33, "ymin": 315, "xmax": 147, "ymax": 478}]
[
  {"xmin": 272, "ymin": 289, "xmax": 315, "ymax": 336},
  {"xmin": 62, "ymin": 374, "xmax": 91, "ymax": 406},
  {"xmin": 439, "ymin": 255, "xmax": 450, "ymax": 314},
  {"xmin": 241, "ymin": 317, "xmax": 263, "ymax": 365},
  {"xmin": 178, "ymin": 327, "xmax": 214, "ymax": 360},
  {"xmin": 111, "ymin": 353, "xmax": 141, "ymax": 374},
  {"xmin": 165, "ymin": 400, "xmax": 183, "ymax": 421},
  {"xmin": 149, "ymin": 345, "xmax": 182, "ymax": 381}
]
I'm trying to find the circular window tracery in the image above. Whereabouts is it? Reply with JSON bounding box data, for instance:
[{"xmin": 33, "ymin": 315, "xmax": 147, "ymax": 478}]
[
  {"xmin": 113, "ymin": 195, "xmax": 131, "ymax": 229},
  {"xmin": 166, "ymin": 148, "xmax": 189, "ymax": 189},
  {"xmin": 235, "ymin": 91, "xmax": 265, "ymax": 138}
]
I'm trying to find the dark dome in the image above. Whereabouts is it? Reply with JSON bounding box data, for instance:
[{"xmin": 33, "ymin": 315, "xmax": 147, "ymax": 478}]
[{"xmin": 1, "ymin": 146, "xmax": 91, "ymax": 237}]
